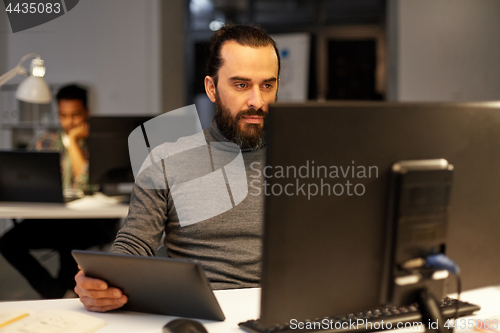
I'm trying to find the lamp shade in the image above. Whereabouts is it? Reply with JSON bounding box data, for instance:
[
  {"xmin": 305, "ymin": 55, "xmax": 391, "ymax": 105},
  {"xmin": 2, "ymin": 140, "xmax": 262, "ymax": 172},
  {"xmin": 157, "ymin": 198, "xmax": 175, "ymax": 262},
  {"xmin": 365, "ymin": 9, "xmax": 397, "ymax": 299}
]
[{"xmin": 15, "ymin": 76, "xmax": 51, "ymax": 104}]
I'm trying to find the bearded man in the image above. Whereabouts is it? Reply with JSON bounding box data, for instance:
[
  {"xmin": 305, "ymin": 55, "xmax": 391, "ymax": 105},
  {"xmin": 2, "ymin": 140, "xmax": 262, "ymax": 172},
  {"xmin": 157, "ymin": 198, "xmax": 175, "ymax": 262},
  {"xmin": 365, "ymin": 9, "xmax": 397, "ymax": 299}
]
[{"xmin": 75, "ymin": 24, "xmax": 280, "ymax": 312}]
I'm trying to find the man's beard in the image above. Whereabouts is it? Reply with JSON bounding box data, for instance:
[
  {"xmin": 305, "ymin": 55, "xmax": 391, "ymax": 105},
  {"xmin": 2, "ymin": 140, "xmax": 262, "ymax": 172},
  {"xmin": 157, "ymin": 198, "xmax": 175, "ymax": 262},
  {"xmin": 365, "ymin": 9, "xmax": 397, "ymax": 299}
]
[{"xmin": 214, "ymin": 93, "xmax": 267, "ymax": 150}]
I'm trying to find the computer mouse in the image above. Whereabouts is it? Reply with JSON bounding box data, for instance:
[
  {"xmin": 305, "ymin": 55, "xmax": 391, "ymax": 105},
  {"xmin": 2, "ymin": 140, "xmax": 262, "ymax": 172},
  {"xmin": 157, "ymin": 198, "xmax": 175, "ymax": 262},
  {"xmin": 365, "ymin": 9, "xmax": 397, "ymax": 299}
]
[{"xmin": 162, "ymin": 319, "xmax": 208, "ymax": 333}]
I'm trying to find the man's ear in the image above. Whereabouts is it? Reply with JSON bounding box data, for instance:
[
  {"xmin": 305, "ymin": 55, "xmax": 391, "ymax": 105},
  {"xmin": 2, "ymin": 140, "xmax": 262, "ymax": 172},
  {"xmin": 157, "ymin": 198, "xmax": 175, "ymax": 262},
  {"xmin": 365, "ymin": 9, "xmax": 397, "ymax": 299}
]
[{"xmin": 205, "ymin": 76, "xmax": 217, "ymax": 103}]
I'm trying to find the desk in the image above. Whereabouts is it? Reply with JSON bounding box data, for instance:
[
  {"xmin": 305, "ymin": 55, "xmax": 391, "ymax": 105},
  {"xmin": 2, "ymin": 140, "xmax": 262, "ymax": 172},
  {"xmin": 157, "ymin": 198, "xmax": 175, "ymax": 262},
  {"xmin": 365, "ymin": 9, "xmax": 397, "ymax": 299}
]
[
  {"xmin": 0, "ymin": 287, "xmax": 498, "ymax": 333},
  {"xmin": 0, "ymin": 193, "xmax": 129, "ymax": 219},
  {"xmin": 0, "ymin": 288, "xmax": 260, "ymax": 333},
  {"xmin": 0, "ymin": 194, "xmax": 129, "ymax": 300}
]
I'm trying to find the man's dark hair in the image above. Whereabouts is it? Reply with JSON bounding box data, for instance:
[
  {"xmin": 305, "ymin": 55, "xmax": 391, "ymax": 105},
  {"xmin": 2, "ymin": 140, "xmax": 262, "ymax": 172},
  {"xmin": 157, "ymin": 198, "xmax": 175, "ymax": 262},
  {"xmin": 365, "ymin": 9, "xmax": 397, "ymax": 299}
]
[
  {"xmin": 56, "ymin": 84, "xmax": 88, "ymax": 109},
  {"xmin": 206, "ymin": 24, "xmax": 280, "ymax": 86}
]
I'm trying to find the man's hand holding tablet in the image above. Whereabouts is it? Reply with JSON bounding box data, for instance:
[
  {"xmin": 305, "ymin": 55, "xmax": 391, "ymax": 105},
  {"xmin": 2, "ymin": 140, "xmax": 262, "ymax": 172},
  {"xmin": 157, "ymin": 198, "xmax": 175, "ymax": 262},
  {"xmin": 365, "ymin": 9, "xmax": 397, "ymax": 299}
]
[{"xmin": 74, "ymin": 270, "xmax": 128, "ymax": 312}]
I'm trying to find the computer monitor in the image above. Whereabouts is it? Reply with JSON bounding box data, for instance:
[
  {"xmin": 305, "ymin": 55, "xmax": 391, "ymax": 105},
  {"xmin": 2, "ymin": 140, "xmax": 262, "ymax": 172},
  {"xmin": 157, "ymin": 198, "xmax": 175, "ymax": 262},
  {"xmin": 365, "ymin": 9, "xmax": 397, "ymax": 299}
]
[
  {"xmin": 0, "ymin": 151, "xmax": 63, "ymax": 203},
  {"xmin": 88, "ymin": 116, "xmax": 153, "ymax": 193},
  {"xmin": 259, "ymin": 101, "xmax": 500, "ymax": 326}
]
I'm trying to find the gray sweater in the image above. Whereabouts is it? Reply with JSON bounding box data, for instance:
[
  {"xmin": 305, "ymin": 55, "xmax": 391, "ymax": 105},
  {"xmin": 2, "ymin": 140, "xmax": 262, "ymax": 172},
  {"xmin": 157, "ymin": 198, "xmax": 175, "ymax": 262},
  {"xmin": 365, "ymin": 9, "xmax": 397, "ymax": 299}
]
[{"xmin": 109, "ymin": 120, "xmax": 265, "ymax": 290}]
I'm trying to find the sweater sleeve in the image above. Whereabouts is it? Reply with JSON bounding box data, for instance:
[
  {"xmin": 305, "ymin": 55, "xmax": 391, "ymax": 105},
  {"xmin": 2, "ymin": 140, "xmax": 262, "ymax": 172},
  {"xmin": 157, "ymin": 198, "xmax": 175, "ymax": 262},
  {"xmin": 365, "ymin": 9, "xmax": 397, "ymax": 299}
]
[{"xmin": 108, "ymin": 183, "xmax": 168, "ymax": 256}]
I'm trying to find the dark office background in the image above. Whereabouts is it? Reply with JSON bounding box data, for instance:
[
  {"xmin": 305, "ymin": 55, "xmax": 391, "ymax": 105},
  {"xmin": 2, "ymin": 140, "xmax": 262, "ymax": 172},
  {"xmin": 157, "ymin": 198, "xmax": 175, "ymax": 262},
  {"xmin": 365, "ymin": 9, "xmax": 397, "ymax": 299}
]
[{"xmin": 187, "ymin": 0, "xmax": 387, "ymax": 103}]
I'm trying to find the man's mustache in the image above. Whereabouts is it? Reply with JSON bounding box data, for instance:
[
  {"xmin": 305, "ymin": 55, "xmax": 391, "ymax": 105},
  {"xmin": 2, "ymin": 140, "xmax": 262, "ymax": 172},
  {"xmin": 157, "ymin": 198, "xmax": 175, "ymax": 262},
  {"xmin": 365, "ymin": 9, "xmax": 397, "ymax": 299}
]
[{"xmin": 235, "ymin": 108, "xmax": 267, "ymax": 121}]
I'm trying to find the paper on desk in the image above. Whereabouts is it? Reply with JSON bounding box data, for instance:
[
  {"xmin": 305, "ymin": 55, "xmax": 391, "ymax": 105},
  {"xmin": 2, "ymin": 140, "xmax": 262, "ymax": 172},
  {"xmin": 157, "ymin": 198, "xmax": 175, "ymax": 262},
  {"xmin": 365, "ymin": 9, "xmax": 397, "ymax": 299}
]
[
  {"xmin": 66, "ymin": 193, "xmax": 126, "ymax": 210},
  {"xmin": 0, "ymin": 309, "xmax": 106, "ymax": 333},
  {"xmin": 0, "ymin": 309, "xmax": 34, "ymax": 329}
]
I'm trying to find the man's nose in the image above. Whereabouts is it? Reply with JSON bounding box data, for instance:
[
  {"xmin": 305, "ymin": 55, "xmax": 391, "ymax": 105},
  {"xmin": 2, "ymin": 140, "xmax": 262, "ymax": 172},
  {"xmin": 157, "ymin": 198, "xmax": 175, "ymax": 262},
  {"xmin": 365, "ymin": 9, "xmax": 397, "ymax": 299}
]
[
  {"xmin": 247, "ymin": 86, "xmax": 265, "ymax": 110},
  {"xmin": 68, "ymin": 116, "xmax": 78, "ymax": 128}
]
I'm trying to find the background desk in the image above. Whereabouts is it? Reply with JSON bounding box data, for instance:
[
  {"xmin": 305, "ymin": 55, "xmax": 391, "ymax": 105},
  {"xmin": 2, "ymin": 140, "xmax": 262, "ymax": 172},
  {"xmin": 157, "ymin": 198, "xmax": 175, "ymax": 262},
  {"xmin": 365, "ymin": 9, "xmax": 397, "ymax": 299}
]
[
  {"xmin": 0, "ymin": 194, "xmax": 129, "ymax": 219},
  {"xmin": 0, "ymin": 287, "xmax": 498, "ymax": 333},
  {"xmin": 0, "ymin": 194, "xmax": 129, "ymax": 300}
]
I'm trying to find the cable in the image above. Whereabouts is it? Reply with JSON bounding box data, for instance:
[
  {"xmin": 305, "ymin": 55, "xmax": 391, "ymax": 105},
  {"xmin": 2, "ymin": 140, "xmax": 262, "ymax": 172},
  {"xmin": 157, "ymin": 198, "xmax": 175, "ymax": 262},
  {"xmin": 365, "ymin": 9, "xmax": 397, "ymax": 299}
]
[
  {"xmin": 424, "ymin": 254, "xmax": 461, "ymax": 333},
  {"xmin": 454, "ymin": 274, "xmax": 462, "ymax": 331},
  {"xmin": 425, "ymin": 254, "xmax": 460, "ymax": 274}
]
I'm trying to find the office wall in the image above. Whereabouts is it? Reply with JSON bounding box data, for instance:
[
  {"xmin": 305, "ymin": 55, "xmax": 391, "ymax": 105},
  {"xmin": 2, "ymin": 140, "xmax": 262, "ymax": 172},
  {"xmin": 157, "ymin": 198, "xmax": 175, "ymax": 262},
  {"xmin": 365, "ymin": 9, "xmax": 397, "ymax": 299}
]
[
  {"xmin": 2, "ymin": 0, "xmax": 161, "ymax": 115},
  {"xmin": 0, "ymin": 8, "xmax": 7, "ymax": 74},
  {"xmin": 388, "ymin": 0, "xmax": 500, "ymax": 101},
  {"xmin": 161, "ymin": 1, "xmax": 186, "ymax": 113},
  {"xmin": 0, "ymin": 12, "xmax": 10, "ymax": 149}
]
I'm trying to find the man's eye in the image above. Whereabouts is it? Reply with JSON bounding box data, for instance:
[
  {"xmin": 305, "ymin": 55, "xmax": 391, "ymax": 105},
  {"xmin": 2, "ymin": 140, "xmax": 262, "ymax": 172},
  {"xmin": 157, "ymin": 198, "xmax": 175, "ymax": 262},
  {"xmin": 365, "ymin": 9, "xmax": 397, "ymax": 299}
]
[
  {"xmin": 236, "ymin": 83, "xmax": 247, "ymax": 89},
  {"xmin": 263, "ymin": 84, "xmax": 273, "ymax": 89}
]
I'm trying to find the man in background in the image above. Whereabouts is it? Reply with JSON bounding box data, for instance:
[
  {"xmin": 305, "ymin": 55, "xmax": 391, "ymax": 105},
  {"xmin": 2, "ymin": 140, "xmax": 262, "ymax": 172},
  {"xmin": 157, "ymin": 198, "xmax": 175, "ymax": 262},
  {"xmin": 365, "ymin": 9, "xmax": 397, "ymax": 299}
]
[
  {"xmin": 0, "ymin": 84, "xmax": 118, "ymax": 299},
  {"xmin": 37, "ymin": 84, "xmax": 90, "ymax": 194}
]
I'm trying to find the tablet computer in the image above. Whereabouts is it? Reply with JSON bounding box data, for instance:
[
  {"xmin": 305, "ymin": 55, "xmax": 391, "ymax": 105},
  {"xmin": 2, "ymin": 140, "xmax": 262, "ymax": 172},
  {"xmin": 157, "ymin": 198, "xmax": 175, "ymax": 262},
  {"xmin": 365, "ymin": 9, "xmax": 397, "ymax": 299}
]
[{"xmin": 71, "ymin": 250, "xmax": 225, "ymax": 321}]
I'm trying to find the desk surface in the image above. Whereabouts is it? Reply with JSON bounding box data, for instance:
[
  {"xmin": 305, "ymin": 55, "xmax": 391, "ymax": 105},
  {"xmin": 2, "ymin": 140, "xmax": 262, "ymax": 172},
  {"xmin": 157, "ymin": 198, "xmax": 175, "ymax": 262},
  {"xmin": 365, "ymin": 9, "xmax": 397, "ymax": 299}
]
[
  {"xmin": 0, "ymin": 288, "xmax": 260, "ymax": 333},
  {"xmin": 0, "ymin": 193, "xmax": 129, "ymax": 219},
  {"xmin": 0, "ymin": 287, "xmax": 499, "ymax": 333}
]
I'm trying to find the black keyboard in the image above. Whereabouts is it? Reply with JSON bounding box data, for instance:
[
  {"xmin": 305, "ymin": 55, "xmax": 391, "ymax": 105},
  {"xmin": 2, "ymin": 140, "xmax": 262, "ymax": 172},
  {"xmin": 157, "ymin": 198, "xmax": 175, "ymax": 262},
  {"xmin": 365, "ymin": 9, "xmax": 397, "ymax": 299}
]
[{"xmin": 239, "ymin": 297, "xmax": 480, "ymax": 333}]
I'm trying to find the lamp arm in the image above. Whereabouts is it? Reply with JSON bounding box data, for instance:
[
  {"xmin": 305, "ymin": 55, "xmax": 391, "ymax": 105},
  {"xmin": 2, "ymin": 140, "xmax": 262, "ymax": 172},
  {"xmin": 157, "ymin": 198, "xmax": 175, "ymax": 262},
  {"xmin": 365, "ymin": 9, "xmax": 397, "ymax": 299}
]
[
  {"xmin": 0, "ymin": 53, "xmax": 42, "ymax": 87},
  {"xmin": 17, "ymin": 53, "xmax": 41, "ymax": 67},
  {"xmin": 0, "ymin": 66, "xmax": 24, "ymax": 87}
]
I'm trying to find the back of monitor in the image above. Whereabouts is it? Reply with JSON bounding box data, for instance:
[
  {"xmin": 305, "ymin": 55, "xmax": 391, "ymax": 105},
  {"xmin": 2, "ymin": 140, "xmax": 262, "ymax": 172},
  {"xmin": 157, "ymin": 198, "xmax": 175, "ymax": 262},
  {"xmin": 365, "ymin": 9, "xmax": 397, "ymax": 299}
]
[{"xmin": 260, "ymin": 101, "xmax": 500, "ymax": 325}]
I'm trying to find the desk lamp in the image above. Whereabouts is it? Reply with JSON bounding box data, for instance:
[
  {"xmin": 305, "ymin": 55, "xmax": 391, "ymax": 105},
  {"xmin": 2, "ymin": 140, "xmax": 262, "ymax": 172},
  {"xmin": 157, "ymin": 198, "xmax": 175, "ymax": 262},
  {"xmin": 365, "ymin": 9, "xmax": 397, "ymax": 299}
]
[{"xmin": 0, "ymin": 53, "xmax": 51, "ymax": 104}]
